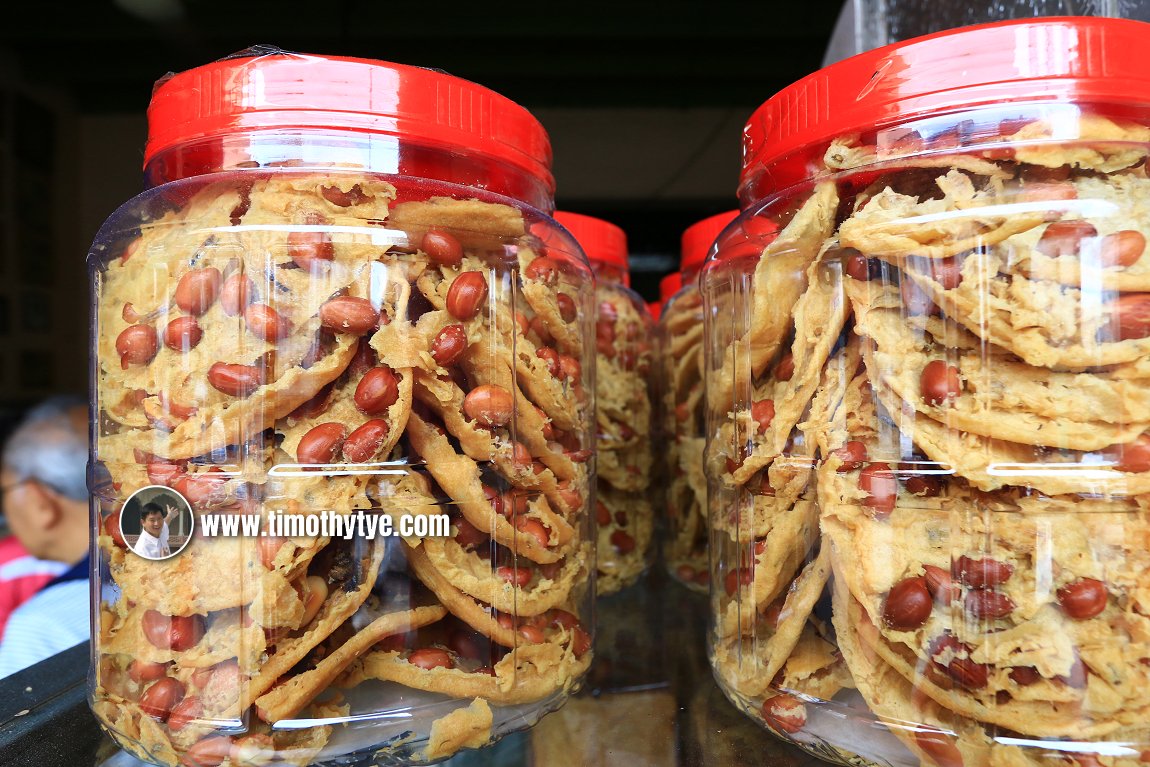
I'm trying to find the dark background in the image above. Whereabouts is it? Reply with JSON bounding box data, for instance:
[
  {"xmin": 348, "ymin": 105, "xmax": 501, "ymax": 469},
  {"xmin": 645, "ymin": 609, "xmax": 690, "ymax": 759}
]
[{"xmin": 0, "ymin": 0, "xmax": 846, "ymax": 415}]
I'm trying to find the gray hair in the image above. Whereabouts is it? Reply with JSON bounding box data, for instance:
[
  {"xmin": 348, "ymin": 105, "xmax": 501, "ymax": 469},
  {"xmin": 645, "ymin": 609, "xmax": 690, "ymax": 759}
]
[{"xmin": 2, "ymin": 395, "xmax": 88, "ymax": 501}]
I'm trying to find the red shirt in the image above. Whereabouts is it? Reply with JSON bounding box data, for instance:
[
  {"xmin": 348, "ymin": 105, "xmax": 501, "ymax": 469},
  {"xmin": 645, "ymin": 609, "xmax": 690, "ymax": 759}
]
[{"xmin": 0, "ymin": 536, "xmax": 67, "ymax": 638}]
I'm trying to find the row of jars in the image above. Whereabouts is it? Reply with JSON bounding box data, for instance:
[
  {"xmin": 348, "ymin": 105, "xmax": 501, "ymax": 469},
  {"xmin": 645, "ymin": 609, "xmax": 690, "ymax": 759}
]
[{"xmin": 91, "ymin": 16, "xmax": 1150, "ymax": 767}]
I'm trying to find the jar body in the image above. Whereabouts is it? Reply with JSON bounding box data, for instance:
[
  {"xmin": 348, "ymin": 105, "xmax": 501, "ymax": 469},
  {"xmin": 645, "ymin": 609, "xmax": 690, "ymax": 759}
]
[
  {"xmin": 89, "ymin": 158, "xmax": 595, "ymax": 766},
  {"xmin": 705, "ymin": 103, "xmax": 1150, "ymax": 766},
  {"xmin": 591, "ymin": 264, "xmax": 655, "ymax": 595},
  {"xmin": 660, "ymin": 270, "xmax": 709, "ymax": 591}
]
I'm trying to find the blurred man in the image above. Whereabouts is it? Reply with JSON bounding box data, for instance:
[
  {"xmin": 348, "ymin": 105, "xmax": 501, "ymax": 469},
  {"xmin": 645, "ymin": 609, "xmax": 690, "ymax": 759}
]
[
  {"xmin": 0, "ymin": 536, "xmax": 67, "ymax": 639},
  {"xmin": 0, "ymin": 396, "xmax": 89, "ymax": 677}
]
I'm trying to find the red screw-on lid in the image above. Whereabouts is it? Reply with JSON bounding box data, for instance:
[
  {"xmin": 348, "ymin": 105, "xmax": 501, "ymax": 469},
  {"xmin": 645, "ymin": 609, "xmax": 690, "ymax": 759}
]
[
  {"xmin": 659, "ymin": 273, "xmax": 682, "ymax": 304},
  {"xmin": 741, "ymin": 17, "xmax": 1150, "ymax": 202},
  {"xmin": 554, "ymin": 211, "xmax": 629, "ymax": 272},
  {"xmin": 681, "ymin": 211, "xmax": 739, "ymax": 272},
  {"xmin": 145, "ymin": 49, "xmax": 554, "ymax": 194}
]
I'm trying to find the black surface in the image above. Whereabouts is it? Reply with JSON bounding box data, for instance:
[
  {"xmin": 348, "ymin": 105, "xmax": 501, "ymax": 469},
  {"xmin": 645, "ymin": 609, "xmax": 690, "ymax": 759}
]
[{"xmin": 0, "ymin": 642, "xmax": 104, "ymax": 767}]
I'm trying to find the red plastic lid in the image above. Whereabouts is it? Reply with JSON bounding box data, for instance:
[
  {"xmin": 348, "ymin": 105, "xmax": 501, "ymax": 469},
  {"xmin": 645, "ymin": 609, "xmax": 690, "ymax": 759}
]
[
  {"xmin": 145, "ymin": 49, "xmax": 554, "ymax": 193},
  {"xmin": 648, "ymin": 302, "xmax": 662, "ymax": 321},
  {"xmin": 554, "ymin": 211, "xmax": 629, "ymax": 271},
  {"xmin": 681, "ymin": 211, "xmax": 739, "ymax": 272},
  {"xmin": 659, "ymin": 272, "xmax": 682, "ymax": 304},
  {"xmin": 741, "ymin": 17, "xmax": 1150, "ymax": 202}
]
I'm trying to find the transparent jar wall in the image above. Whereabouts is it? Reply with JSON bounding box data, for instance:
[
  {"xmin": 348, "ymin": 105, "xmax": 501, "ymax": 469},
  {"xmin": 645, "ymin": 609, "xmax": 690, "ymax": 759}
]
[
  {"xmin": 590, "ymin": 263, "xmax": 656, "ymax": 595},
  {"xmin": 660, "ymin": 271, "xmax": 709, "ymax": 592},
  {"xmin": 89, "ymin": 169, "xmax": 595, "ymax": 767},
  {"xmin": 704, "ymin": 103, "xmax": 1150, "ymax": 767},
  {"xmin": 145, "ymin": 129, "xmax": 555, "ymax": 213}
]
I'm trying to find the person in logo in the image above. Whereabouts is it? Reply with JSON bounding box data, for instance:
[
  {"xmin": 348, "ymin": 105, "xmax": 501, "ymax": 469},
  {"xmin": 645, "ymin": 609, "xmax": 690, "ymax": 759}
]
[{"xmin": 133, "ymin": 501, "xmax": 179, "ymax": 559}]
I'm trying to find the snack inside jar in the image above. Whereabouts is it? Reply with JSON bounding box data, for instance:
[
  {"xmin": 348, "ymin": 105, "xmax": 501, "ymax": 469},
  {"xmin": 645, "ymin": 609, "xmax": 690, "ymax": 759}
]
[{"xmin": 704, "ymin": 17, "xmax": 1150, "ymax": 767}]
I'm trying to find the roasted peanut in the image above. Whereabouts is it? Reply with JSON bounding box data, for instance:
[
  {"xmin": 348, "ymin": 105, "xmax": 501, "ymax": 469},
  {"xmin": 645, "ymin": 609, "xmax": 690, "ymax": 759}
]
[
  {"xmin": 913, "ymin": 730, "xmax": 964, "ymax": 767},
  {"xmin": 287, "ymin": 225, "xmax": 334, "ymax": 269},
  {"xmin": 342, "ymin": 419, "xmax": 389, "ymax": 462},
  {"xmin": 116, "ymin": 324, "xmax": 159, "ymax": 367},
  {"xmin": 220, "ymin": 272, "xmax": 253, "ymax": 316},
  {"xmin": 954, "ymin": 555, "xmax": 1013, "ymax": 588},
  {"xmin": 1102, "ymin": 433, "xmax": 1150, "ymax": 472},
  {"xmin": 558, "ymin": 355, "xmax": 581, "ymax": 382},
  {"xmin": 859, "ymin": 462, "xmax": 897, "ymax": 516},
  {"xmin": 929, "ymin": 256, "xmax": 964, "ymax": 289},
  {"xmin": 515, "ymin": 517, "xmax": 550, "ymax": 548},
  {"xmin": 751, "ymin": 399, "xmax": 775, "ymax": 433},
  {"xmin": 524, "ymin": 257, "xmax": 559, "ymax": 283},
  {"xmin": 244, "ymin": 303, "xmax": 292, "ymax": 341},
  {"xmin": 407, "ymin": 647, "xmax": 454, "ymax": 670},
  {"xmin": 596, "ymin": 501, "xmax": 611, "ymax": 527},
  {"xmin": 882, "ymin": 576, "xmax": 932, "ymax": 630},
  {"xmin": 422, "ymin": 228, "xmax": 464, "ymax": 267},
  {"xmin": 610, "ymin": 530, "xmax": 636, "ymax": 555},
  {"xmin": 774, "ymin": 352, "xmax": 795, "ymax": 381},
  {"xmin": 181, "ymin": 736, "xmax": 233, "ymax": 767},
  {"xmin": 904, "ymin": 474, "xmax": 943, "ymax": 497},
  {"xmin": 557, "ymin": 293, "xmax": 577, "ymax": 322},
  {"xmin": 296, "ymin": 422, "xmax": 347, "ymax": 464},
  {"xmin": 831, "ymin": 440, "xmax": 868, "ymax": 471},
  {"xmin": 431, "ymin": 324, "xmax": 468, "ymax": 366},
  {"xmin": 1100, "ymin": 229, "xmax": 1145, "ymax": 267},
  {"xmin": 1036, "ymin": 220, "xmax": 1098, "ymax": 257},
  {"xmin": 446, "ymin": 271, "xmax": 488, "ymax": 320},
  {"xmin": 843, "ymin": 250, "xmax": 876, "ymax": 281},
  {"xmin": 139, "ymin": 677, "xmax": 185, "ymax": 722},
  {"xmin": 724, "ymin": 567, "xmax": 754, "ymax": 596},
  {"xmin": 760, "ymin": 694, "xmax": 806, "ymax": 735},
  {"xmin": 320, "ymin": 184, "xmax": 369, "ymax": 207},
  {"xmin": 1009, "ymin": 666, "xmax": 1041, "ymax": 686},
  {"xmin": 537, "ymin": 347, "xmax": 561, "ymax": 377},
  {"xmin": 1107, "ymin": 293, "xmax": 1150, "ymax": 340},
  {"xmin": 175, "ymin": 267, "xmax": 222, "ymax": 315},
  {"xmin": 922, "ymin": 565, "xmax": 953, "ymax": 606},
  {"xmin": 163, "ymin": 316, "xmax": 203, "ymax": 352},
  {"xmin": 496, "ymin": 566, "xmax": 533, "ymax": 587},
  {"xmin": 141, "ymin": 610, "xmax": 205, "ymax": 651},
  {"xmin": 964, "ymin": 589, "xmax": 1015, "ymax": 620},
  {"xmin": 126, "ymin": 659, "xmax": 169, "ymax": 683},
  {"xmin": 354, "ymin": 366, "xmax": 400, "ymax": 415},
  {"xmin": 166, "ymin": 696, "xmax": 202, "ymax": 731},
  {"xmin": 463, "ymin": 384, "xmax": 514, "ymax": 428},
  {"xmin": 319, "ymin": 296, "xmax": 378, "ymax": 335},
  {"xmin": 901, "ymin": 278, "xmax": 939, "ymax": 316},
  {"xmin": 207, "ymin": 362, "xmax": 265, "ymax": 397},
  {"xmin": 921, "ymin": 360, "xmax": 962, "ymax": 405},
  {"xmin": 1057, "ymin": 578, "xmax": 1108, "ymax": 620}
]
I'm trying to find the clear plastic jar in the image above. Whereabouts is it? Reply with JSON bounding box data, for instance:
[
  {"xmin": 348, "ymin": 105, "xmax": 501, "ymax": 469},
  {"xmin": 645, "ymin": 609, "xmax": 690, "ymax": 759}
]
[
  {"xmin": 704, "ymin": 18, "xmax": 1150, "ymax": 767},
  {"xmin": 89, "ymin": 49, "xmax": 595, "ymax": 767},
  {"xmin": 662, "ymin": 213, "xmax": 736, "ymax": 592},
  {"xmin": 553, "ymin": 212, "xmax": 654, "ymax": 595}
]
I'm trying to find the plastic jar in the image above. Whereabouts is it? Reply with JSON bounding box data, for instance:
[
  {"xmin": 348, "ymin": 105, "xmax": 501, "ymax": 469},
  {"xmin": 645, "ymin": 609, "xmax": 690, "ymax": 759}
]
[
  {"xmin": 88, "ymin": 50, "xmax": 595, "ymax": 767},
  {"xmin": 703, "ymin": 17, "xmax": 1150, "ymax": 767},
  {"xmin": 662, "ymin": 212, "xmax": 737, "ymax": 591},
  {"xmin": 553, "ymin": 212, "xmax": 655, "ymax": 595}
]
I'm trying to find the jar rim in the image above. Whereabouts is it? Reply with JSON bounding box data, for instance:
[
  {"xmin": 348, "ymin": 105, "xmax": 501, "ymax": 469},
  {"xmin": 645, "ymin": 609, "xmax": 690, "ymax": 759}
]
[
  {"xmin": 740, "ymin": 16, "xmax": 1150, "ymax": 204},
  {"xmin": 144, "ymin": 48, "xmax": 554, "ymax": 197}
]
